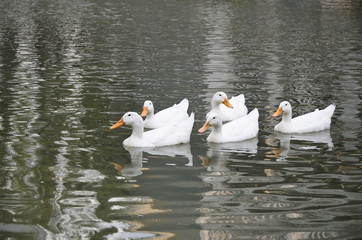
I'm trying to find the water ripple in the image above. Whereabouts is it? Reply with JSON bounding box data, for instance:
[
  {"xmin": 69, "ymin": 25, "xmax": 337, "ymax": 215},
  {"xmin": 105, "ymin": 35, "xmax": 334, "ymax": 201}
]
[{"xmin": 0, "ymin": 0, "xmax": 361, "ymax": 239}]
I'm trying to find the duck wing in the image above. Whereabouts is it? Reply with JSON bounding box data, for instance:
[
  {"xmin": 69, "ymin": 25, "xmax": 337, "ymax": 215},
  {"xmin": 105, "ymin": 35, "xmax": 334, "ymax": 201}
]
[
  {"xmin": 144, "ymin": 112, "xmax": 194, "ymax": 147},
  {"xmin": 223, "ymin": 108, "xmax": 259, "ymax": 142},
  {"xmin": 154, "ymin": 99, "xmax": 189, "ymax": 124},
  {"xmin": 291, "ymin": 104, "xmax": 335, "ymax": 133}
]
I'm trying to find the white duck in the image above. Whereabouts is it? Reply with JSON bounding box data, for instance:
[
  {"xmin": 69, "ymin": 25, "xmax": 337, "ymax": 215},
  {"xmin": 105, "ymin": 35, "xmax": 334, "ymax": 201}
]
[
  {"xmin": 207, "ymin": 92, "xmax": 248, "ymax": 121},
  {"xmin": 273, "ymin": 101, "xmax": 336, "ymax": 133},
  {"xmin": 110, "ymin": 112, "xmax": 194, "ymax": 147},
  {"xmin": 141, "ymin": 98, "xmax": 189, "ymax": 129},
  {"xmin": 199, "ymin": 108, "xmax": 259, "ymax": 143}
]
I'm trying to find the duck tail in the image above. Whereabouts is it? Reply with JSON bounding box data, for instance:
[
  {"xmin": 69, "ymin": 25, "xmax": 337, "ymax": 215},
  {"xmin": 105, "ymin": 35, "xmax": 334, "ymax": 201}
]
[
  {"xmin": 325, "ymin": 104, "xmax": 336, "ymax": 118},
  {"xmin": 189, "ymin": 112, "xmax": 195, "ymax": 121},
  {"xmin": 249, "ymin": 108, "xmax": 259, "ymax": 119}
]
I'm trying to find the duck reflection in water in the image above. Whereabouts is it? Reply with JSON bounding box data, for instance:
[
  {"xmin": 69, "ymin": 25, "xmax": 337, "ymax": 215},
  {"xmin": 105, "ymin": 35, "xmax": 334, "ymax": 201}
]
[
  {"xmin": 199, "ymin": 138, "xmax": 258, "ymax": 172},
  {"xmin": 265, "ymin": 130, "xmax": 333, "ymax": 162},
  {"xmin": 110, "ymin": 144, "xmax": 193, "ymax": 177},
  {"xmin": 197, "ymin": 138, "xmax": 258, "ymax": 234}
]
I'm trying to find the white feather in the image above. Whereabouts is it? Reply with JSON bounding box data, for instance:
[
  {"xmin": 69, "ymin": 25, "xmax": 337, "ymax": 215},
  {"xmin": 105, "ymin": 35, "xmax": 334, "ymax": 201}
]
[
  {"xmin": 202, "ymin": 108, "xmax": 259, "ymax": 143},
  {"xmin": 120, "ymin": 112, "xmax": 194, "ymax": 147},
  {"xmin": 142, "ymin": 99, "xmax": 189, "ymax": 129},
  {"xmin": 207, "ymin": 92, "xmax": 248, "ymax": 122},
  {"xmin": 274, "ymin": 101, "xmax": 335, "ymax": 133}
]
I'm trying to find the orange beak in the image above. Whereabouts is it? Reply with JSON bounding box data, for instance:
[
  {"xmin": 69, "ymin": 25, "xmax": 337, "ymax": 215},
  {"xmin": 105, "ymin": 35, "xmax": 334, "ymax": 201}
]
[
  {"xmin": 141, "ymin": 107, "xmax": 149, "ymax": 117},
  {"xmin": 110, "ymin": 118, "xmax": 125, "ymax": 130},
  {"xmin": 198, "ymin": 121, "xmax": 211, "ymax": 133},
  {"xmin": 109, "ymin": 162, "xmax": 124, "ymax": 176},
  {"xmin": 273, "ymin": 107, "xmax": 283, "ymax": 117},
  {"xmin": 223, "ymin": 98, "xmax": 233, "ymax": 108}
]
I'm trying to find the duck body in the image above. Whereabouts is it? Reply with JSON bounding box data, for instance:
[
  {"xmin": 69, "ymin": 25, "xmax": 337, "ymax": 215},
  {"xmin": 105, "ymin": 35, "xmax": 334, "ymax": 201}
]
[
  {"xmin": 141, "ymin": 98, "xmax": 189, "ymax": 129},
  {"xmin": 207, "ymin": 92, "xmax": 248, "ymax": 122},
  {"xmin": 273, "ymin": 101, "xmax": 336, "ymax": 134},
  {"xmin": 110, "ymin": 112, "xmax": 194, "ymax": 148},
  {"xmin": 199, "ymin": 108, "xmax": 259, "ymax": 143}
]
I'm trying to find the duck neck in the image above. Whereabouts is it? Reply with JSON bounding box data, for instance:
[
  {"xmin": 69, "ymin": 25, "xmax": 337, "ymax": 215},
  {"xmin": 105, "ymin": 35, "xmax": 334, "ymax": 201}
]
[
  {"xmin": 211, "ymin": 101, "xmax": 221, "ymax": 111},
  {"xmin": 130, "ymin": 122, "xmax": 144, "ymax": 140},
  {"xmin": 146, "ymin": 109, "xmax": 155, "ymax": 121},
  {"xmin": 211, "ymin": 124, "xmax": 223, "ymax": 138},
  {"xmin": 282, "ymin": 110, "xmax": 292, "ymax": 124}
]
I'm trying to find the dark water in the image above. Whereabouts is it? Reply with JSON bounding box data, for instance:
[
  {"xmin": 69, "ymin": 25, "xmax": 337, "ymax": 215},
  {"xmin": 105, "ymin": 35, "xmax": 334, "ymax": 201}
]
[{"xmin": 1, "ymin": 0, "xmax": 362, "ymax": 239}]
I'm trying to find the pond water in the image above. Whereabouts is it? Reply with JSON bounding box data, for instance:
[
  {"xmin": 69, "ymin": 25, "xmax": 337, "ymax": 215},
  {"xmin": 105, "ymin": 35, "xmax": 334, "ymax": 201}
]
[{"xmin": 0, "ymin": 0, "xmax": 361, "ymax": 239}]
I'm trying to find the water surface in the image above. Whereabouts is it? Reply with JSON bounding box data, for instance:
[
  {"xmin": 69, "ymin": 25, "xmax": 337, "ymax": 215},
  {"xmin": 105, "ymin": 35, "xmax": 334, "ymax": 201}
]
[{"xmin": 0, "ymin": 0, "xmax": 361, "ymax": 239}]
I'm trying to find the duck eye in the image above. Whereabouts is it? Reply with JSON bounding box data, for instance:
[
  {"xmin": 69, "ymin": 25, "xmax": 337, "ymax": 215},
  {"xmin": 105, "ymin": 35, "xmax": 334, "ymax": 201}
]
[
  {"xmin": 219, "ymin": 94, "xmax": 222, "ymax": 97},
  {"xmin": 128, "ymin": 114, "xmax": 131, "ymax": 116},
  {"xmin": 213, "ymin": 117, "xmax": 216, "ymax": 119}
]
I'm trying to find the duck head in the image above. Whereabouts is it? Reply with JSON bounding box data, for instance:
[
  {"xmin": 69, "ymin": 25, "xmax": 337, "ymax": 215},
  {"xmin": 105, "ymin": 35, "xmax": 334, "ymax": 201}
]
[
  {"xmin": 212, "ymin": 92, "xmax": 233, "ymax": 109},
  {"xmin": 141, "ymin": 100, "xmax": 154, "ymax": 117},
  {"xmin": 273, "ymin": 101, "xmax": 292, "ymax": 117},
  {"xmin": 110, "ymin": 112, "xmax": 143, "ymax": 130},
  {"xmin": 198, "ymin": 113, "xmax": 222, "ymax": 133}
]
